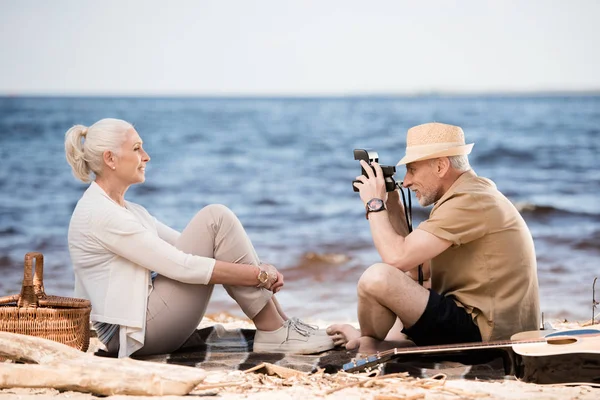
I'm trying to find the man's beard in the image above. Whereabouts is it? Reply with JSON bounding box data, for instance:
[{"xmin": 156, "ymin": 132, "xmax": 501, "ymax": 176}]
[
  {"xmin": 417, "ymin": 191, "xmax": 436, "ymax": 207},
  {"xmin": 415, "ymin": 184, "xmax": 440, "ymax": 207}
]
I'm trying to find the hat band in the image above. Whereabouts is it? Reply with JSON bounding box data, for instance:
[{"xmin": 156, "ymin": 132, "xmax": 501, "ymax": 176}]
[{"xmin": 405, "ymin": 141, "xmax": 466, "ymax": 156}]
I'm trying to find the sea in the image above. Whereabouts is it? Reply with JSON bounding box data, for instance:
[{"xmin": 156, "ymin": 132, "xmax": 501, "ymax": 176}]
[{"xmin": 0, "ymin": 95, "xmax": 599, "ymax": 325}]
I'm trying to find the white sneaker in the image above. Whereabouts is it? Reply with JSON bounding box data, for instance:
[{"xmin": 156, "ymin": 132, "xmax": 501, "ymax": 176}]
[
  {"xmin": 290, "ymin": 317, "xmax": 328, "ymax": 336},
  {"xmin": 253, "ymin": 319, "xmax": 335, "ymax": 354}
]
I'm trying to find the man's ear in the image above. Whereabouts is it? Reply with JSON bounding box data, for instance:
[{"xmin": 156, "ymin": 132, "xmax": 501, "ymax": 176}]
[{"xmin": 436, "ymin": 157, "xmax": 451, "ymax": 177}]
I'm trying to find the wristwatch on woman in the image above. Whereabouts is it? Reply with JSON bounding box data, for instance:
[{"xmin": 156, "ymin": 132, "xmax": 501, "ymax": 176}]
[
  {"xmin": 257, "ymin": 268, "xmax": 269, "ymax": 287},
  {"xmin": 365, "ymin": 198, "xmax": 386, "ymax": 219}
]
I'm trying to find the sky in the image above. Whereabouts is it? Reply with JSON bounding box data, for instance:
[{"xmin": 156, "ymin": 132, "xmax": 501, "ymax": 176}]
[{"xmin": 0, "ymin": 0, "xmax": 599, "ymax": 96}]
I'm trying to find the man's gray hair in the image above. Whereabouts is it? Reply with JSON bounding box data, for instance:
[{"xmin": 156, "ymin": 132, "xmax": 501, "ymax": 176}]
[{"xmin": 447, "ymin": 155, "xmax": 471, "ymax": 172}]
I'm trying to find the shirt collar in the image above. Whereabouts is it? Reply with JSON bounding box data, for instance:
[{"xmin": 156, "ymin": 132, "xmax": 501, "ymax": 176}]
[{"xmin": 431, "ymin": 169, "xmax": 477, "ymax": 211}]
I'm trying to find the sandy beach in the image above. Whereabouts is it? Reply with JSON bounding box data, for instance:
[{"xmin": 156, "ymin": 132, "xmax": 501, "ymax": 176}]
[
  {"xmin": 1, "ymin": 376, "xmax": 598, "ymax": 400},
  {"xmin": 1, "ymin": 315, "xmax": 598, "ymax": 400}
]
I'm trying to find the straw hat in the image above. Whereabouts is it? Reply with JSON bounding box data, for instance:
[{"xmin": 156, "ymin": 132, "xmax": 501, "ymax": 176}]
[{"xmin": 396, "ymin": 122, "xmax": 474, "ymax": 165}]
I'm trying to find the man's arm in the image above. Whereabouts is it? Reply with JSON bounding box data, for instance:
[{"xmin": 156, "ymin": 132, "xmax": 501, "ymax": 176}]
[
  {"xmin": 354, "ymin": 160, "xmax": 451, "ymax": 272},
  {"xmin": 368, "ymin": 210, "xmax": 450, "ymax": 272},
  {"xmin": 407, "ymin": 260, "xmax": 431, "ymax": 281},
  {"xmin": 385, "ymin": 189, "xmax": 410, "ymax": 237},
  {"xmin": 386, "ymin": 190, "xmax": 433, "ymax": 280},
  {"xmin": 385, "ymin": 189, "xmax": 434, "ymax": 280}
]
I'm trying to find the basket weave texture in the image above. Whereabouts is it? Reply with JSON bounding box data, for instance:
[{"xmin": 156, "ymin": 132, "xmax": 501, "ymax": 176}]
[{"xmin": 0, "ymin": 252, "xmax": 91, "ymax": 351}]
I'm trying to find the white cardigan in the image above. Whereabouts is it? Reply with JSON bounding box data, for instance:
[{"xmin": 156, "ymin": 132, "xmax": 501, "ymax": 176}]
[{"xmin": 68, "ymin": 182, "xmax": 216, "ymax": 357}]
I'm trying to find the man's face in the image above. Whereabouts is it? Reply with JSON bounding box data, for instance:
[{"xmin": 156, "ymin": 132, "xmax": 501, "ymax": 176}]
[{"xmin": 402, "ymin": 159, "xmax": 442, "ymax": 207}]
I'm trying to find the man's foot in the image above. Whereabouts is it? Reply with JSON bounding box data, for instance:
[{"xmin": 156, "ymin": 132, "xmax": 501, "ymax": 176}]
[
  {"xmin": 254, "ymin": 319, "xmax": 334, "ymax": 354},
  {"xmin": 326, "ymin": 324, "xmax": 361, "ymax": 348},
  {"xmin": 352, "ymin": 335, "xmax": 416, "ymax": 355}
]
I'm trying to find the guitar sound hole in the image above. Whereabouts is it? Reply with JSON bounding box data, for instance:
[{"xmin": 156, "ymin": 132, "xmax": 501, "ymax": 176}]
[{"xmin": 546, "ymin": 337, "xmax": 577, "ymax": 345}]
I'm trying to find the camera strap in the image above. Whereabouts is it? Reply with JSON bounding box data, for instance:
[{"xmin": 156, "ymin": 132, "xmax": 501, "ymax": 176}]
[{"xmin": 397, "ymin": 182, "xmax": 424, "ymax": 286}]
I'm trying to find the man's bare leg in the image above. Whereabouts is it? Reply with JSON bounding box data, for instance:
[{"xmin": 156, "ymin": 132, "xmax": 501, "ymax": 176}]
[
  {"xmin": 355, "ymin": 263, "xmax": 429, "ymax": 353},
  {"xmin": 328, "ymin": 263, "xmax": 429, "ymax": 354}
]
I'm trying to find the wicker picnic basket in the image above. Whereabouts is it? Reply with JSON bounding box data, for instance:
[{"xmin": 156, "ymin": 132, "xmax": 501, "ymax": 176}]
[{"xmin": 0, "ymin": 252, "xmax": 91, "ymax": 351}]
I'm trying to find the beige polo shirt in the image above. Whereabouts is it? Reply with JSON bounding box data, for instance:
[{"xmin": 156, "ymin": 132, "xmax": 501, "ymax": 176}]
[{"xmin": 417, "ymin": 170, "xmax": 540, "ymax": 341}]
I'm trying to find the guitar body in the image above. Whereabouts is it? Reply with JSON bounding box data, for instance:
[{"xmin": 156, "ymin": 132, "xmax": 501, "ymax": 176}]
[{"xmin": 512, "ymin": 327, "xmax": 600, "ymax": 385}]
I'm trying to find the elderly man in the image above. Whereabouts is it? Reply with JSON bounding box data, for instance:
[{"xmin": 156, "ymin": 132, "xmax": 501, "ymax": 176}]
[{"xmin": 328, "ymin": 122, "xmax": 540, "ymax": 353}]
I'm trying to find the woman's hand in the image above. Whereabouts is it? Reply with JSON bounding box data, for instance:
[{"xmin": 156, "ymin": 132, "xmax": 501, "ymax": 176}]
[{"xmin": 259, "ymin": 263, "xmax": 284, "ymax": 293}]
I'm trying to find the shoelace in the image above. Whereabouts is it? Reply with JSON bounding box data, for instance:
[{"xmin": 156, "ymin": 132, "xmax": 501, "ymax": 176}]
[
  {"xmin": 290, "ymin": 317, "xmax": 319, "ymax": 333},
  {"xmin": 283, "ymin": 319, "xmax": 312, "ymax": 342}
]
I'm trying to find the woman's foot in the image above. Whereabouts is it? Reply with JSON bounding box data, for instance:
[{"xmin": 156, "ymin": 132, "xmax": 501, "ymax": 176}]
[
  {"xmin": 253, "ymin": 319, "xmax": 335, "ymax": 354},
  {"xmin": 326, "ymin": 324, "xmax": 361, "ymax": 348}
]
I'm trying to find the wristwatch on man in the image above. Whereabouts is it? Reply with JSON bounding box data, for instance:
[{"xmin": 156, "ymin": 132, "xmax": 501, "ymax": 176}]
[
  {"xmin": 365, "ymin": 198, "xmax": 386, "ymax": 219},
  {"xmin": 257, "ymin": 268, "xmax": 269, "ymax": 287}
]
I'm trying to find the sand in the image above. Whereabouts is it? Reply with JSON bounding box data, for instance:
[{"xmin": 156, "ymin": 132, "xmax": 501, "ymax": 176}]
[
  {"xmin": 1, "ymin": 316, "xmax": 598, "ymax": 400},
  {"xmin": 1, "ymin": 372, "xmax": 598, "ymax": 400}
]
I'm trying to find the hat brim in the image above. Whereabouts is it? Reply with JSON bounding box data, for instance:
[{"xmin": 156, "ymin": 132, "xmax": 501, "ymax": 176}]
[{"xmin": 396, "ymin": 143, "xmax": 474, "ymax": 165}]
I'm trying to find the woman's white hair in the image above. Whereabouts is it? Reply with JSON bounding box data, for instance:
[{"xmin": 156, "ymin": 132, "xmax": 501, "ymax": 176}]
[{"xmin": 64, "ymin": 118, "xmax": 133, "ymax": 183}]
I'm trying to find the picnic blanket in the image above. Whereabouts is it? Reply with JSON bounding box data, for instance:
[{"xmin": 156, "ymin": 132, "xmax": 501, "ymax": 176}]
[{"xmin": 96, "ymin": 324, "xmax": 513, "ymax": 380}]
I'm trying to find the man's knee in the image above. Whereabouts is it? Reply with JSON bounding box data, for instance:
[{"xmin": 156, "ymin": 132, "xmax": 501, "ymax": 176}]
[{"xmin": 358, "ymin": 263, "xmax": 399, "ymax": 297}]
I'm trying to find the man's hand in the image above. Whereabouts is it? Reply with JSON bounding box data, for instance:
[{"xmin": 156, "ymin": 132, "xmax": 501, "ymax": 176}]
[{"xmin": 353, "ymin": 160, "xmax": 388, "ymax": 205}]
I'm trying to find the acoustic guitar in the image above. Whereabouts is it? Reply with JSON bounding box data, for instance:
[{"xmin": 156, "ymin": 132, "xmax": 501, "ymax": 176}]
[{"xmin": 342, "ymin": 325, "xmax": 600, "ymax": 384}]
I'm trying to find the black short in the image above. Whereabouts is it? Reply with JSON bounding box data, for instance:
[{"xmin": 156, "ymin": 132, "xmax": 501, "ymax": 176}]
[{"xmin": 402, "ymin": 289, "xmax": 482, "ymax": 346}]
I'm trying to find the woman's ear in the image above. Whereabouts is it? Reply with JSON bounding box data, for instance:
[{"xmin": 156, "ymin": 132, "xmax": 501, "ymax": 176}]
[{"xmin": 103, "ymin": 150, "xmax": 115, "ymax": 170}]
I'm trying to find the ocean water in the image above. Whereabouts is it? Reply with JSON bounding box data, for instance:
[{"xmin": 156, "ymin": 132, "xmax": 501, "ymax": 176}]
[{"xmin": 0, "ymin": 95, "xmax": 599, "ymax": 324}]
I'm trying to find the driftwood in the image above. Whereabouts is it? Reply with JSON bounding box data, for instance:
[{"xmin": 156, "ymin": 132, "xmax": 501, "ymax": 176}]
[
  {"xmin": 0, "ymin": 331, "xmax": 206, "ymax": 396},
  {"xmin": 244, "ymin": 362, "xmax": 306, "ymax": 379}
]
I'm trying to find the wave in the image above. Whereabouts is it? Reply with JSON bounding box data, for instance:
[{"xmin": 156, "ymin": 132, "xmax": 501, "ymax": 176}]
[
  {"xmin": 0, "ymin": 227, "xmax": 21, "ymax": 236},
  {"xmin": 572, "ymin": 231, "xmax": 600, "ymax": 252},
  {"xmin": 474, "ymin": 146, "xmax": 536, "ymax": 164},
  {"xmin": 279, "ymin": 251, "xmax": 356, "ymax": 282},
  {"xmin": 514, "ymin": 202, "xmax": 599, "ymax": 219},
  {"xmin": 514, "ymin": 202, "xmax": 562, "ymax": 215},
  {"xmin": 301, "ymin": 251, "xmax": 351, "ymax": 265},
  {"xmin": 0, "ymin": 255, "xmax": 14, "ymax": 270}
]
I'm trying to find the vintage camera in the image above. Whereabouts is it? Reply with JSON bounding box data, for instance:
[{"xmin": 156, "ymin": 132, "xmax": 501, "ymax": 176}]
[{"xmin": 352, "ymin": 149, "xmax": 397, "ymax": 192}]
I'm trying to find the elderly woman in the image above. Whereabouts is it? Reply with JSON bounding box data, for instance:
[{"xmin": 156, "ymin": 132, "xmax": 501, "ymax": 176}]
[{"xmin": 64, "ymin": 118, "xmax": 333, "ymax": 358}]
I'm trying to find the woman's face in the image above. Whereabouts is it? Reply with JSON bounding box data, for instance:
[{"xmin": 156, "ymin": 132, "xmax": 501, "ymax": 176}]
[{"xmin": 113, "ymin": 128, "xmax": 150, "ymax": 185}]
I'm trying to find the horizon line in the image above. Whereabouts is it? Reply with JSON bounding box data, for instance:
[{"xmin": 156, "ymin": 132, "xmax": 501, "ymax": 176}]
[{"xmin": 1, "ymin": 89, "xmax": 600, "ymax": 99}]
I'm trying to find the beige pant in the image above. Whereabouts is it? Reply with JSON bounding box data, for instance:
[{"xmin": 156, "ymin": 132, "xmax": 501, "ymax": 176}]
[{"xmin": 107, "ymin": 204, "xmax": 272, "ymax": 355}]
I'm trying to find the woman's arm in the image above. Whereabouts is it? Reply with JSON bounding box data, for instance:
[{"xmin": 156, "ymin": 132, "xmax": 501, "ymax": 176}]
[
  {"xmin": 155, "ymin": 218, "xmax": 180, "ymax": 246},
  {"xmin": 210, "ymin": 261, "xmax": 283, "ymax": 292},
  {"xmin": 93, "ymin": 212, "xmax": 272, "ymax": 288}
]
